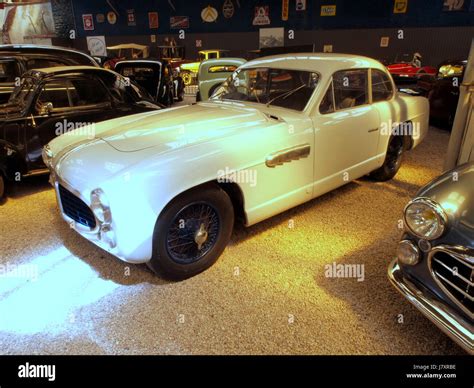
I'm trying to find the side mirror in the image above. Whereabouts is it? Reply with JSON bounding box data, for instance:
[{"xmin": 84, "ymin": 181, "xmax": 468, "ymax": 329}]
[{"xmin": 39, "ymin": 102, "xmax": 54, "ymax": 115}]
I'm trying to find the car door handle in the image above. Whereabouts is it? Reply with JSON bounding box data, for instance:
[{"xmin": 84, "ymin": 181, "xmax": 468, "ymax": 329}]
[
  {"xmin": 368, "ymin": 128, "xmax": 379, "ymax": 133},
  {"xmin": 266, "ymin": 143, "xmax": 311, "ymax": 168}
]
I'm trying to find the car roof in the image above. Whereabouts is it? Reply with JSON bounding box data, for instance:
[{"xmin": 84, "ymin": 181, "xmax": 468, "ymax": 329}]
[
  {"xmin": 240, "ymin": 53, "xmax": 387, "ymax": 73},
  {"xmin": 24, "ymin": 65, "xmax": 117, "ymax": 77},
  {"xmin": 0, "ymin": 44, "xmax": 97, "ymax": 63}
]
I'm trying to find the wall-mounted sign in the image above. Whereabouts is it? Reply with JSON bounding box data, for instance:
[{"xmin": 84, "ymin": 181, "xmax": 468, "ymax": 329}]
[
  {"xmin": 86, "ymin": 35, "xmax": 106, "ymax": 56},
  {"xmin": 259, "ymin": 27, "xmax": 283, "ymax": 48},
  {"xmin": 282, "ymin": 0, "xmax": 289, "ymax": 20},
  {"xmin": 150, "ymin": 35, "xmax": 156, "ymax": 43},
  {"xmin": 82, "ymin": 14, "xmax": 94, "ymax": 31},
  {"xmin": 196, "ymin": 39, "xmax": 202, "ymax": 47},
  {"xmin": 253, "ymin": 6, "xmax": 271, "ymax": 25},
  {"xmin": 201, "ymin": 5, "xmax": 218, "ymax": 22},
  {"xmin": 107, "ymin": 11, "xmax": 117, "ymax": 24},
  {"xmin": 380, "ymin": 36, "xmax": 390, "ymax": 47},
  {"xmin": 127, "ymin": 9, "xmax": 136, "ymax": 26},
  {"xmin": 223, "ymin": 0, "xmax": 235, "ymax": 18},
  {"xmin": 296, "ymin": 0, "xmax": 306, "ymax": 11},
  {"xmin": 323, "ymin": 44, "xmax": 333, "ymax": 53},
  {"xmin": 170, "ymin": 16, "xmax": 189, "ymax": 29},
  {"xmin": 320, "ymin": 5, "xmax": 336, "ymax": 16},
  {"xmin": 393, "ymin": 0, "xmax": 408, "ymax": 13},
  {"xmin": 443, "ymin": 0, "xmax": 468, "ymax": 11},
  {"xmin": 96, "ymin": 14, "xmax": 105, "ymax": 23},
  {"xmin": 148, "ymin": 12, "xmax": 159, "ymax": 28}
]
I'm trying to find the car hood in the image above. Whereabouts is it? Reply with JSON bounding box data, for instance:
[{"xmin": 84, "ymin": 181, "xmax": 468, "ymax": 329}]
[
  {"xmin": 98, "ymin": 102, "xmax": 268, "ymax": 152},
  {"xmin": 417, "ymin": 162, "xmax": 474, "ymax": 248},
  {"xmin": 49, "ymin": 101, "xmax": 270, "ymax": 156}
]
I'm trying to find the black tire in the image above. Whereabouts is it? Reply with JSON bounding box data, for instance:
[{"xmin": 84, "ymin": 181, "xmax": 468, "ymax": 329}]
[
  {"xmin": 177, "ymin": 81, "xmax": 185, "ymax": 102},
  {"xmin": 370, "ymin": 136, "xmax": 404, "ymax": 181},
  {"xmin": 147, "ymin": 184, "xmax": 234, "ymax": 279},
  {"xmin": 0, "ymin": 173, "xmax": 5, "ymax": 201}
]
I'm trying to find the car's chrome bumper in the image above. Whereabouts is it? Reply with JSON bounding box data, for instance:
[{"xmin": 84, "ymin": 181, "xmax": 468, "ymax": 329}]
[{"xmin": 388, "ymin": 259, "xmax": 473, "ymax": 355}]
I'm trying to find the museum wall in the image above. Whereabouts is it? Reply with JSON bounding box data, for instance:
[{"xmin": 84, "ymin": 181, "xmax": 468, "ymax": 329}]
[{"xmin": 50, "ymin": 0, "xmax": 474, "ymax": 66}]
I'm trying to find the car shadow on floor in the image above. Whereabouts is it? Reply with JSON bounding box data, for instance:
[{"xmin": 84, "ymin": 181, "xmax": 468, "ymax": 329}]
[
  {"xmin": 5, "ymin": 175, "xmax": 52, "ymax": 200},
  {"xmin": 312, "ymin": 238, "xmax": 466, "ymax": 355}
]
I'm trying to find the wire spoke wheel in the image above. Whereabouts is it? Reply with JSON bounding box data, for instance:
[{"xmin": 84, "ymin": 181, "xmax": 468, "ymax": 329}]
[{"xmin": 166, "ymin": 202, "xmax": 220, "ymax": 264}]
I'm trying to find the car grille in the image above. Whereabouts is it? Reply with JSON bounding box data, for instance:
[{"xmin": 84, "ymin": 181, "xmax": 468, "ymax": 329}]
[
  {"xmin": 58, "ymin": 184, "xmax": 96, "ymax": 229},
  {"xmin": 430, "ymin": 249, "xmax": 473, "ymax": 316}
]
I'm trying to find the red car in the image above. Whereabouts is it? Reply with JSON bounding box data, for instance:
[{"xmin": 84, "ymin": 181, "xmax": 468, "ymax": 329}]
[{"xmin": 386, "ymin": 53, "xmax": 436, "ymax": 84}]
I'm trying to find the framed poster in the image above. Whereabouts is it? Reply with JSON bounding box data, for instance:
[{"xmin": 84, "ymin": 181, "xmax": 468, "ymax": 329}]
[
  {"xmin": 320, "ymin": 5, "xmax": 336, "ymax": 16},
  {"xmin": 82, "ymin": 14, "xmax": 94, "ymax": 31},
  {"xmin": 323, "ymin": 44, "xmax": 333, "ymax": 53},
  {"xmin": 148, "ymin": 12, "xmax": 159, "ymax": 29},
  {"xmin": 127, "ymin": 9, "xmax": 136, "ymax": 26},
  {"xmin": 170, "ymin": 16, "xmax": 189, "ymax": 29},
  {"xmin": 86, "ymin": 36, "xmax": 107, "ymax": 56},
  {"xmin": 443, "ymin": 0, "xmax": 468, "ymax": 11},
  {"xmin": 259, "ymin": 27, "xmax": 284, "ymax": 48},
  {"xmin": 393, "ymin": 0, "xmax": 408, "ymax": 13},
  {"xmin": 282, "ymin": 0, "xmax": 289, "ymax": 21},
  {"xmin": 380, "ymin": 37, "xmax": 390, "ymax": 47},
  {"xmin": 253, "ymin": 6, "xmax": 271, "ymax": 25}
]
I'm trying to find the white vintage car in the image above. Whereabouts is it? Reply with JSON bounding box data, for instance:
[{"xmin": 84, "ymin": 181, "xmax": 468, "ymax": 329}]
[{"xmin": 44, "ymin": 54, "xmax": 429, "ymax": 279}]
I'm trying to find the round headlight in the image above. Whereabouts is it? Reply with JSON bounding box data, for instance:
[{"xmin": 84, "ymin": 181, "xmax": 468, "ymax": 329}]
[
  {"xmin": 397, "ymin": 240, "xmax": 420, "ymax": 266},
  {"xmin": 404, "ymin": 197, "xmax": 447, "ymax": 240}
]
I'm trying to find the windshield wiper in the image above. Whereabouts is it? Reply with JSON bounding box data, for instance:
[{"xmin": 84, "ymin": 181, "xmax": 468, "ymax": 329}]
[{"xmin": 266, "ymin": 84, "xmax": 306, "ymax": 108}]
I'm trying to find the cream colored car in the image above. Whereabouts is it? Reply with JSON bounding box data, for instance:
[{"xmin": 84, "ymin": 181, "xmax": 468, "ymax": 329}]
[{"xmin": 44, "ymin": 53, "xmax": 429, "ymax": 279}]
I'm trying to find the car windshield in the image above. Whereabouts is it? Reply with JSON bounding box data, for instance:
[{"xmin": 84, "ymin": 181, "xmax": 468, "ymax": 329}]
[
  {"xmin": 8, "ymin": 77, "xmax": 36, "ymax": 105},
  {"xmin": 211, "ymin": 67, "xmax": 319, "ymax": 111}
]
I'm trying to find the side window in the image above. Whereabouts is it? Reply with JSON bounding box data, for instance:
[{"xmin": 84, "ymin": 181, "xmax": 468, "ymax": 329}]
[
  {"xmin": 27, "ymin": 58, "xmax": 66, "ymax": 70},
  {"xmin": 333, "ymin": 69, "xmax": 368, "ymax": 110},
  {"xmin": 37, "ymin": 79, "xmax": 75, "ymax": 110},
  {"xmin": 372, "ymin": 69, "xmax": 393, "ymax": 102},
  {"xmin": 319, "ymin": 82, "xmax": 334, "ymax": 114},
  {"xmin": 69, "ymin": 77, "xmax": 110, "ymax": 106}
]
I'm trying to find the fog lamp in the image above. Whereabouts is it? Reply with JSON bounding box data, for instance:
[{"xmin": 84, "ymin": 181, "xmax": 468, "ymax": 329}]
[{"xmin": 397, "ymin": 240, "xmax": 420, "ymax": 266}]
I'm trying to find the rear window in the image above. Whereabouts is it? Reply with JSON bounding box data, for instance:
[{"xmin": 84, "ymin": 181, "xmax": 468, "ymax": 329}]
[{"xmin": 208, "ymin": 65, "xmax": 238, "ymax": 73}]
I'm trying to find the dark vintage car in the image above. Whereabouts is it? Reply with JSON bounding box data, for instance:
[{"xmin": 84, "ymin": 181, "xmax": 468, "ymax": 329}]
[
  {"xmin": 0, "ymin": 66, "xmax": 161, "ymax": 199},
  {"xmin": 388, "ymin": 162, "xmax": 474, "ymax": 354},
  {"xmin": 114, "ymin": 59, "xmax": 184, "ymax": 106},
  {"xmin": 417, "ymin": 59, "xmax": 467, "ymax": 128},
  {"xmin": 0, "ymin": 44, "xmax": 99, "ymax": 104}
]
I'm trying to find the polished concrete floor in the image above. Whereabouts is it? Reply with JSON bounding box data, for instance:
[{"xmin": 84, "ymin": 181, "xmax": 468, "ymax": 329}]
[{"xmin": 0, "ymin": 118, "xmax": 465, "ymax": 355}]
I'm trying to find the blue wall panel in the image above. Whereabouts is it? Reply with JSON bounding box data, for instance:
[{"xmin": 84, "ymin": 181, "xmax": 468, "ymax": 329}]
[{"xmin": 71, "ymin": 0, "xmax": 474, "ymax": 38}]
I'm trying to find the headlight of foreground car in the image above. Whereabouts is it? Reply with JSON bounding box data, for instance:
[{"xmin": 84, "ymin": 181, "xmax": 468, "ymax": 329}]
[
  {"xmin": 90, "ymin": 188, "xmax": 116, "ymax": 248},
  {"xmin": 404, "ymin": 197, "xmax": 448, "ymax": 240},
  {"xmin": 397, "ymin": 240, "xmax": 420, "ymax": 265}
]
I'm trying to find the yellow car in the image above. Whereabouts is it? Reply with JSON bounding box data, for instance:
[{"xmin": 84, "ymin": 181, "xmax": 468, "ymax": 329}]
[{"xmin": 180, "ymin": 49, "xmax": 229, "ymax": 85}]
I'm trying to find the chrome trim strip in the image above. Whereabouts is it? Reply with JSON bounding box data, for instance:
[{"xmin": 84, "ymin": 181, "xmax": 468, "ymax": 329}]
[
  {"xmin": 428, "ymin": 245, "xmax": 474, "ymax": 319},
  {"xmin": 265, "ymin": 143, "xmax": 311, "ymax": 168},
  {"xmin": 388, "ymin": 259, "xmax": 473, "ymax": 354},
  {"xmin": 433, "ymin": 258, "xmax": 474, "ymax": 287}
]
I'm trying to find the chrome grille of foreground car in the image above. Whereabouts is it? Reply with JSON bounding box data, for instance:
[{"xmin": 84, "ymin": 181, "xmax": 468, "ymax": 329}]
[
  {"xmin": 58, "ymin": 184, "xmax": 97, "ymax": 229},
  {"xmin": 429, "ymin": 247, "xmax": 474, "ymax": 317}
]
